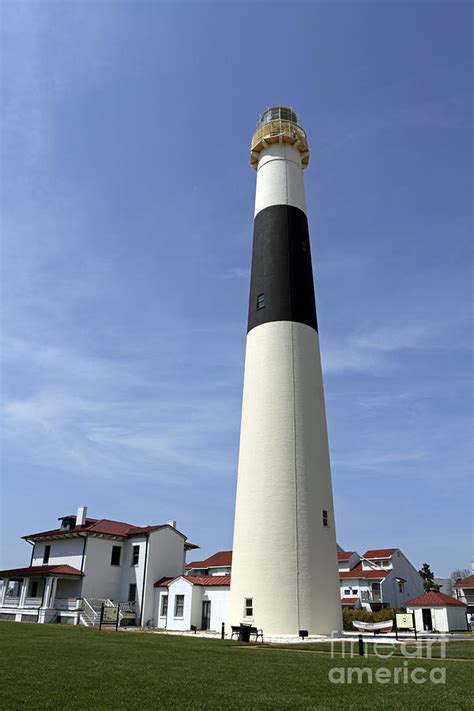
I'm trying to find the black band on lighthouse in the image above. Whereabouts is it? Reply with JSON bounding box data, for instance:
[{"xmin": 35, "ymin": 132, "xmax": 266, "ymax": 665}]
[{"xmin": 247, "ymin": 204, "xmax": 318, "ymax": 334}]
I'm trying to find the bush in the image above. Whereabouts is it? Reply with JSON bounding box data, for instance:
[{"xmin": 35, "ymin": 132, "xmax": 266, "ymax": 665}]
[{"xmin": 342, "ymin": 607, "xmax": 400, "ymax": 631}]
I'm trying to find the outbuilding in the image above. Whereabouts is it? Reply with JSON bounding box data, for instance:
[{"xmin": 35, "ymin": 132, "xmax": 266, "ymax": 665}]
[{"xmin": 406, "ymin": 591, "xmax": 468, "ymax": 632}]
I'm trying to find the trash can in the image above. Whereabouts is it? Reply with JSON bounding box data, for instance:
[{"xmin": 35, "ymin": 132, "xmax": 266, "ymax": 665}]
[{"xmin": 239, "ymin": 623, "xmax": 251, "ymax": 642}]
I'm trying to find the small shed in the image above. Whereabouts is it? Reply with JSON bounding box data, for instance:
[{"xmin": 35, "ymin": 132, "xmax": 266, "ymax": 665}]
[{"xmin": 406, "ymin": 591, "xmax": 468, "ymax": 632}]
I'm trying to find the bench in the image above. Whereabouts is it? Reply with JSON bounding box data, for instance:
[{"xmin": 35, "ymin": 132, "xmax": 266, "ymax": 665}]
[
  {"xmin": 231, "ymin": 625, "xmax": 264, "ymax": 643},
  {"xmin": 250, "ymin": 626, "xmax": 264, "ymax": 643}
]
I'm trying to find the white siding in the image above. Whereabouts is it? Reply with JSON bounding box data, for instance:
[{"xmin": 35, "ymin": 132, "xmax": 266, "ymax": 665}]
[
  {"xmin": 166, "ymin": 578, "xmax": 193, "ymax": 630},
  {"xmin": 31, "ymin": 538, "xmax": 85, "ymax": 570},
  {"xmin": 141, "ymin": 527, "xmax": 186, "ymax": 626},
  {"xmin": 230, "ymin": 321, "xmax": 342, "ymax": 635},
  {"xmin": 408, "ymin": 605, "xmax": 467, "ymax": 632},
  {"xmin": 382, "ymin": 552, "xmax": 424, "ymax": 608},
  {"xmin": 447, "ymin": 606, "xmax": 468, "ymax": 631},
  {"xmin": 204, "ymin": 588, "xmax": 229, "ymax": 631},
  {"xmin": 81, "ymin": 538, "xmax": 123, "ymax": 600}
]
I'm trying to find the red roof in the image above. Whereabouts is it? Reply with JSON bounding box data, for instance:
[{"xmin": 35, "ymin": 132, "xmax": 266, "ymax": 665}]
[
  {"xmin": 338, "ymin": 551, "xmax": 356, "ymax": 561},
  {"xmin": 186, "ymin": 550, "xmax": 232, "ymax": 569},
  {"xmin": 22, "ymin": 518, "xmax": 182, "ymax": 541},
  {"xmin": 0, "ymin": 564, "xmax": 84, "ymax": 578},
  {"xmin": 406, "ymin": 591, "xmax": 466, "ymax": 607},
  {"xmin": 454, "ymin": 574, "xmax": 474, "ymax": 589},
  {"xmin": 339, "ymin": 564, "xmax": 391, "ymax": 580},
  {"xmin": 154, "ymin": 576, "xmax": 176, "ymax": 588},
  {"xmin": 185, "ymin": 575, "xmax": 231, "ymax": 586},
  {"xmin": 341, "ymin": 597, "xmax": 359, "ymax": 605},
  {"xmin": 363, "ymin": 548, "xmax": 397, "ymax": 558},
  {"xmin": 155, "ymin": 575, "xmax": 231, "ymax": 588}
]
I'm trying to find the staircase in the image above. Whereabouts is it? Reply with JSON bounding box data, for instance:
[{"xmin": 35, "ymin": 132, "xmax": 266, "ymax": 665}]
[
  {"xmin": 79, "ymin": 598, "xmax": 106, "ymax": 627},
  {"xmin": 79, "ymin": 598, "xmax": 136, "ymax": 627}
]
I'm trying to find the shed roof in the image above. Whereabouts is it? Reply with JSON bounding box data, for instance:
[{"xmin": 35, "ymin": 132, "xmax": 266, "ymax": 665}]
[{"xmin": 406, "ymin": 591, "xmax": 466, "ymax": 607}]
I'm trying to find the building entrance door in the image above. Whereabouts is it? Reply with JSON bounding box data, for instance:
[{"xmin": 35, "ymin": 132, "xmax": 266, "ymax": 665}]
[
  {"xmin": 201, "ymin": 600, "xmax": 211, "ymax": 630},
  {"xmin": 422, "ymin": 608, "xmax": 433, "ymax": 631}
]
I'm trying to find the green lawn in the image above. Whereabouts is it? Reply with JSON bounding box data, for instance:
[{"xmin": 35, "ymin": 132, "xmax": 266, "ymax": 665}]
[
  {"xmin": 271, "ymin": 639, "xmax": 474, "ymax": 659},
  {"xmin": 0, "ymin": 623, "xmax": 473, "ymax": 710}
]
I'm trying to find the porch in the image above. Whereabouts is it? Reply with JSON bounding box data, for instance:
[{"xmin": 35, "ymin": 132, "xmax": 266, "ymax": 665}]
[{"xmin": 0, "ymin": 564, "xmax": 85, "ymax": 624}]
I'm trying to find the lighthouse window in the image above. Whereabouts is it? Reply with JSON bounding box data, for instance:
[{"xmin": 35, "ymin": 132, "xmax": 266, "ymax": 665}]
[
  {"xmin": 256, "ymin": 293, "xmax": 265, "ymax": 310},
  {"xmin": 244, "ymin": 598, "xmax": 253, "ymax": 617},
  {"xmin": 322, "ymin": 510, "xmax": 329, "ymax": 527}
]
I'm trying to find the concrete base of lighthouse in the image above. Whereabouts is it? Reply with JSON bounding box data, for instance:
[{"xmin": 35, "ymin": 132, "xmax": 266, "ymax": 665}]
[{"xmin": 228, "ymin": 321, "xmax": 343, "ymax": 636}]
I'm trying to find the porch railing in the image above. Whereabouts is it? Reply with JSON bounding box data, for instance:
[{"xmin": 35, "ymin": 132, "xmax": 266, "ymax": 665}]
[
  {"xmin": 360, "ymin": 591, "xmax": 382, "ymax": 603},
  {"xmin": 3, "ymin": 597, "xmax": 20, "ymax": 607},
  {"xmin": 24, "ymin": 597, "xmax": 43, "ymax": 608},
  {"xmin": 55, "ymin": 598, "xmax": 79, "ymax": 611}
]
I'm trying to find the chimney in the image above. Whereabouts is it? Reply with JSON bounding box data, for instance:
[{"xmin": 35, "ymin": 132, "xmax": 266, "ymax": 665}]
[
  {"xmin": 76, "ymin": 506, "xmax": 88, "ymax": 527},
  {"xmin": 166, "ymin": 519, "xmax": 176, "ymax": 528}
]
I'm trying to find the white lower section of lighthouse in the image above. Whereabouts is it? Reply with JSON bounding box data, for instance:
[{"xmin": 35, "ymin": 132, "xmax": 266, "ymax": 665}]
[
  {"xmin": 229, "ymin": 108, "xmax": 342, "ymax": 635},
  {"xmin": 229, "ymin": 322, "xmax": 342, "ymax": 635}
]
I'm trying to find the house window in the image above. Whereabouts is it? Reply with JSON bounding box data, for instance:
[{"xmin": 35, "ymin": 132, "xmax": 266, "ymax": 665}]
[
  {"xmin": 256, "ymin": 293, "xmax": 265, "ymax": 310},
  {"xmin": 43, "ymin": 545, "xmax": 51, "ymax": 564},
  {"xmin": 344, "ymin": 589, "xmax": 351, "ymax": 595},
  {"xmin": 128, "ymin": 584, "xmax": 137, "ymax": 603},
  {"xmin": 398, "ymin": 581, "xmax": 404, "ymax": 594},
  {"xmin": 161, "ymin": 595, "xmax": 168, "ymax": 617},
  {"xmin": 110, "ymin": 546, "xmax": 121, "ymax": 566},
  {"xmin": 30, "ymin": 581, "xmax": 39, "ymax": 597},
  {"xmin": 244, "ymin": 598, "xmax": 253, "ymax": 617},
  {"xmin": 322, "ymin": 510, "xmax": 328, "ymax": 527},
  {"xmin": 132, "ymin": 545, "xmax": 140, "ymax": 566},
  {"xmin": 174, "ymin": 594, "xmax": 184, "ymax": 618}
]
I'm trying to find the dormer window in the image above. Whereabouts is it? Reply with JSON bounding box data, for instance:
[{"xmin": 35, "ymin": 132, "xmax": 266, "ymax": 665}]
[{"xmin": 60, "ymin": 518, "xmax": 75, "ymax": 531}]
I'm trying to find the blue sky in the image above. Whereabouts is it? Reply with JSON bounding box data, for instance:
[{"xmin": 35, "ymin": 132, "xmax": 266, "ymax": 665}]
[{"xmin": 1, "ymin": 1, "xmax": 472, "ymax": 577}]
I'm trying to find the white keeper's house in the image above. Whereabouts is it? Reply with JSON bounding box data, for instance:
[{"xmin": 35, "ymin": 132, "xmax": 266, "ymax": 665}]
[
  {"xmin": 454, "ymin": 573, "xmax": 474, "ymax": 614},
  {"xmin": 0, "ymin": 506, "xmax": 198, "ymax": 627},
  {"xmin": 337, "ymin": 548, "xmax": 424, "ymax": 611},
  {"xmin": 0, "ymin": 507, "xmax": 425, "ymax": 632}
]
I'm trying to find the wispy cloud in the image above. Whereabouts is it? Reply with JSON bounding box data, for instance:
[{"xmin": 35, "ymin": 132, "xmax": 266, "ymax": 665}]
[
  {"xmin": 2, "ymin": 337, "xmax": 240, "ymax": 482},
  {"xmin": 321, "ymin": 309, "xmax": 471, "ymax": 375},
  {"xmin": 222, "ymin": 267, "xmax": 250, "ymax": 280}
]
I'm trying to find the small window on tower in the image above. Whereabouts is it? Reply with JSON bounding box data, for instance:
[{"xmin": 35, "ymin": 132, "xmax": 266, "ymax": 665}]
[
  {"xmin": 322, "ymin": 510, "xmax": 329, "ymax": 527},
  {"xmin": 244, "ymin": 598, "xmax": 253, "ymax": 617},
  {"xmin": 256, "ymin": 293, "xmax": 265, "ymax": 310}
]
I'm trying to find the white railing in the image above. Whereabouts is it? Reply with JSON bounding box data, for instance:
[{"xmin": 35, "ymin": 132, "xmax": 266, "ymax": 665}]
[
  {"xmin": 55, "ymin": 598, "xmax": 78, "ymax": 611},
  {"xmin": 119, "ymin": 601, "xmax": 136, "ymax": 614},
  {"xmin": 24, "ymin": 597, "xmax": 42, "ymax": 608},
  {"xmin": 80, "ymin": 598, "xmax": 100, "ymax": 627},
  {"xmin": 3, "ymin": 597, "xmax": 20, "ymax": 607},
  {"xmin": 361, "ymin": 592, "xmax": 382, "ymax": 602}
]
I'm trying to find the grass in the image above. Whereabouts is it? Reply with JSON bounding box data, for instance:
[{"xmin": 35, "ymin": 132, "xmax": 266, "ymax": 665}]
[
  {"xmin": 0, "ymin": 622, "xmax": 472, "ymax": 710},
  {"xmin": 271, "ymin": 640, "xmax": 474, "ymax": 659}
]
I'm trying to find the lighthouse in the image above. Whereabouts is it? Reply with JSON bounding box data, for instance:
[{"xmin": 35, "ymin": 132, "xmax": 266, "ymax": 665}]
[{"xmin": 228, "ymin": 107, "xmax": 342, "ymax": 636}]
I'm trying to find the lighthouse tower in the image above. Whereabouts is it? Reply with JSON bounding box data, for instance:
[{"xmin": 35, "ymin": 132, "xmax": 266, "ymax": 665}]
[{"xmin": 229, "ymin": 107, "xmax": 342, "ymax": 636}]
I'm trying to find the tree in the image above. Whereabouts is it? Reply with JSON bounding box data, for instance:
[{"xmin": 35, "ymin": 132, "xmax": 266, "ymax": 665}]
[
  {"xmin": 418, "ymin": 563, "xmax": 441, "ymax": 592},
  {"xmin": 450, "ymin": 568, "xmax": 470, "ymax": 584}
]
